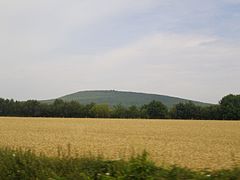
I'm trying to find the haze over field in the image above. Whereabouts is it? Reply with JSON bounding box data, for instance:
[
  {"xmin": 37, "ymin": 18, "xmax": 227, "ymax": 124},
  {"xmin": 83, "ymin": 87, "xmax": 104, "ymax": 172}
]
[{"xmin": 0, "ymin": 0, "xmax": 240, "ymax": 103}]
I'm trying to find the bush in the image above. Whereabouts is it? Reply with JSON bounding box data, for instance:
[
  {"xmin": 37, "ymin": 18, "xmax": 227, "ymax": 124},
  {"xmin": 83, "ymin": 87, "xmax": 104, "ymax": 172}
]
[{"xmin": 0, "ymin": 148, "xmax": 239, "ymax": 180}]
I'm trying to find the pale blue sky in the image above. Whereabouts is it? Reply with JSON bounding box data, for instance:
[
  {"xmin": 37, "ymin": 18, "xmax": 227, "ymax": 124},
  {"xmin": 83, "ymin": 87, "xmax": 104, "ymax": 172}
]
[{"xmin": 0, "ymin": 0, "xmax": 240, "ymax": 103}]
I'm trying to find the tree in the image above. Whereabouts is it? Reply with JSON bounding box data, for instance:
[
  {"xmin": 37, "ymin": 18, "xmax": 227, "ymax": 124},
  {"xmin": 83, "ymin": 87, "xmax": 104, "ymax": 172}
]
[
  {"xmin": 0, "ymin": 98, "xmax": 6, "ymax": 115},
  {"xmin": 52, "ymin": 99, "xmax": 65, "ymax": 117},
  {"xmin": 170, "ymin": 101, "xmax": 201, "ymax": 119},
  {"xmin": 111, "ymin": 104, "xmax": 128, "ymax": 118},
  {"xmin": 90, "ymin": 104, "xmax": 110, "ymax": 118},
  {"xmin": 127, "ymin": 105, "xmax": 140, "ymax": 118},
  {"xmin": 64, "ymin": 101, "xmax": 83, "ymax": 117},
  {"xmin": 39, "ymin": 103, "xmax": 51, "ymax": 117},
  {"xmin": 143, "ymin": 101, "xmax": 168, "ymax": 119},
  {"xmin": 84, "ymin": 103, "xmax": 96, "ymax": 118},
  {"xmin": 220, "ymin": 94, "xmax": 240, "ymax": 120},
  {"xmin": 200, "ymin": 105, "xmax": 221, "ymax": 120},
  {"xmin": 22, "ymin": 100, "xmax": 41, "ymax": 117}
]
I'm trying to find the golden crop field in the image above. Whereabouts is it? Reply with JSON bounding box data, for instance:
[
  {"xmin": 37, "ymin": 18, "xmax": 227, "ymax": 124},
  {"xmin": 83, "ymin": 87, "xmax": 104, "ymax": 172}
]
[{"xmin": 0, "ymin": 117, "xmax": 239, "ymax": 170}]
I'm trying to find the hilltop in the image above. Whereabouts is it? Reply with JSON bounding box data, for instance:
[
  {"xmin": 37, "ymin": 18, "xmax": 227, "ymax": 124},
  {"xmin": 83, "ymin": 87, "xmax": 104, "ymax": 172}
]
[{"xmin": 43, "ymin": 90, "xmax": 210, "ymax": 108}]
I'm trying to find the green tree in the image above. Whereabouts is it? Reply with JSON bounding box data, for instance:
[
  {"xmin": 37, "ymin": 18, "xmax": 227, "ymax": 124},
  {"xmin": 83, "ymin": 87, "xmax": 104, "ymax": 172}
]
[
  {"xmin": 84, "ymin": 103, "xmax": 96, "ymax": 118},
  {"xmin": 22, "ymin": 100, "xmax": 41, "ymax": 117},
  {"xmin": 52, "ymin": 99, "xmax": 65, "ymax": 117},
  {"xmin": 111, "ymin": 104, "xmax": 128, "ymax": 118},
  {"xmin": 144, "ymin": 101, "xmax": 168, "ymax": 119},
  {"xmin": 200, "ymin": 105, "xmax": 221, "ymax": 120},
  {"xmin": 64, "ymin": 101, "xmax": 83, "ymax": 117},
  {"xmin": 127, "ymin": 105, "xmax": 140, "ymax": 118},
  {"xmin": 90, "ymin": 104, "xmax": 110, "ymax": 118},
  {"xmin": 220, "ymin": 94, "xmax": 240, "ymax": 120},
  {"xmin": 170, "ymin": 101, "xmax": 201, "ymax": 119}
]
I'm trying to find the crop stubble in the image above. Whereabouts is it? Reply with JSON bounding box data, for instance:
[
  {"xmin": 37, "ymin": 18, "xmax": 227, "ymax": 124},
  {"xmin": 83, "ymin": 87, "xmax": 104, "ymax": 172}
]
[{"xmin": 0, "ymin": 117, "xmax": 239, "ymax": 170}]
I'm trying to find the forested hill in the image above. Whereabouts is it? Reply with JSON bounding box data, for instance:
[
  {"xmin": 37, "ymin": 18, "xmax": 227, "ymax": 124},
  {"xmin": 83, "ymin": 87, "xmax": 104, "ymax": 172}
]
[{"xmin": 43, "ymin": 90, "xmax": 210, "ymax": 108}]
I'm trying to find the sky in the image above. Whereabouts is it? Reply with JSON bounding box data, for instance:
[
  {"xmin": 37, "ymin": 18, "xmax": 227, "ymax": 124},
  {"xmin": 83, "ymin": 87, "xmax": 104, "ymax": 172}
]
[{"xmin": 0, "ymin": 0, "xmax": 240, "ymax": 103}]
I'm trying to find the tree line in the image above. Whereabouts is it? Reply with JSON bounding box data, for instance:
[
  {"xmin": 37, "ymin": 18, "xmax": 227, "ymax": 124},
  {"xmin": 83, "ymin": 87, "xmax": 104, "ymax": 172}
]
[{"xmin": 0, "ymin": 94, "xmax": 239, "ymax": 120}]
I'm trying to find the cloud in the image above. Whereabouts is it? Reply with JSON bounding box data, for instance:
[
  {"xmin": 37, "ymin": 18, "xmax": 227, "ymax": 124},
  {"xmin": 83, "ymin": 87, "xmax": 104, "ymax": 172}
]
[
  {"xmin": 222, "ymin": 0, "xmax": 240, "ymax": 4},
  {"xmin": 0, "ymin": 0, "xmax": 239, "ymax": 103},
  {"xmin": 0, "ymin": 0, "xmax": 160, "ymax": 60},
  {"xmin": 87, "ymin": 33, "xmax": 240, "ymax": 103}
]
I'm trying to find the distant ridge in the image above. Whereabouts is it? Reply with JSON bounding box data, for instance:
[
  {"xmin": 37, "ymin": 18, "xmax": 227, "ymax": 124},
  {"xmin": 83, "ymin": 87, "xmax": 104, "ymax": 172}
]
[{"xmin": 42, "ymin": 90, "xmax": 211, "ymax": 108}]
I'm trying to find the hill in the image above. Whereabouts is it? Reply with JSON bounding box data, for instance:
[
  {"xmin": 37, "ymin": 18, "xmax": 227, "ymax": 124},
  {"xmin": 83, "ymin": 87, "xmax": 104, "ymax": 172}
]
[{"xmin": 43, "ymin": 90, "xmax": 211, "ymax": 108}]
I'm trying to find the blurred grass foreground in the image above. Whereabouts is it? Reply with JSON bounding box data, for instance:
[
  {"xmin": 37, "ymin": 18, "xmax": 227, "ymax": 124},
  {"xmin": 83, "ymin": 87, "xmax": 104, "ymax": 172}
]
[{"xmin": 0, "ymin": 148, "xmax": 240, "ymax": 180}]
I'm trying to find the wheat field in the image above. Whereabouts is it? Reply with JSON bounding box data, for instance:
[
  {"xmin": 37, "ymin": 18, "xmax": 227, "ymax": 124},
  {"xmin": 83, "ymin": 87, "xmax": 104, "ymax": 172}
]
[{"xmin": 0, "ymin": 117, "xmax": 239, "ymax": 170}]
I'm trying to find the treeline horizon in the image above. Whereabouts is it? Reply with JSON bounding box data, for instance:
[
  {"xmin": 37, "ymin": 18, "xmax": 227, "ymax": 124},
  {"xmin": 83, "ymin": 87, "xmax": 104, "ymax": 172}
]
[{"xmin": 0, "ymin": 94, "xmax": 239, "ymax": 120}]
